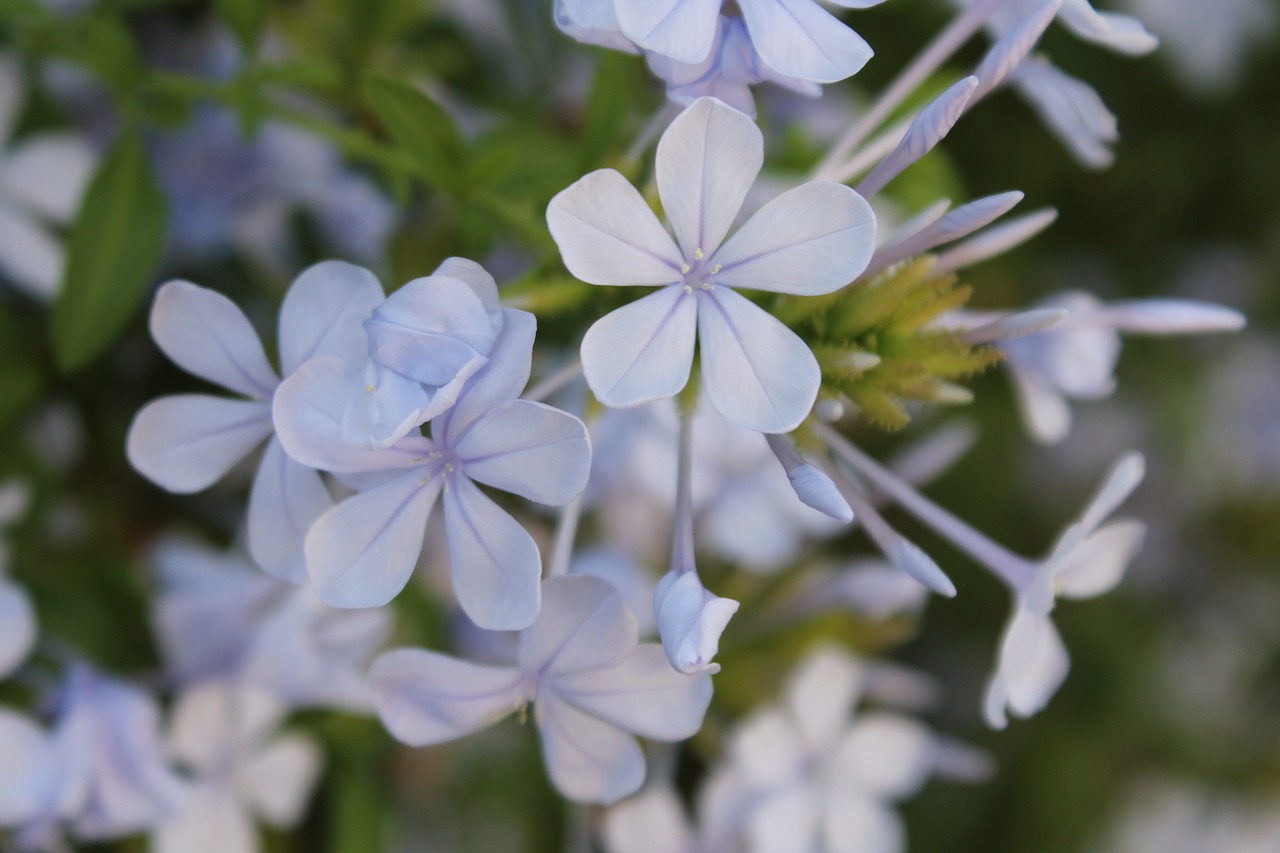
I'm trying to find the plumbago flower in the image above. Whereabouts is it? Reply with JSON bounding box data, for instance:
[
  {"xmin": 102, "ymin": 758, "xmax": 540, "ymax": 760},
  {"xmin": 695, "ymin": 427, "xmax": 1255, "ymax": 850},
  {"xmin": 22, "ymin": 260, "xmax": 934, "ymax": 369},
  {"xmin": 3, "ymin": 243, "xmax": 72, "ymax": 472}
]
[
  {"xmin": 152, "ymin": 682, "xmax": 323, "ymax": 853},
  {"xmin": 984, "ymin": 453, "xmax": 1147, "ymax": 728},
  {"xmin": 127, "ymin": 261, "xmax": 384, "ymax": 583},
  {"xmin": 950, "ymin": 292, "xmax": 1245, "ymax": 444},
  {"xmin": 548, "ymin": 96, "xmax": 876, "ymax": 433},
  {"xmin": 0, "ymin": 665, "xmax": 187, "ymax": 846},
  {"xmin": 274, "ymin": 303, "xmax": 591, "ymax": 630},
  {"xmin": 0, "ymin": 478, "xmax": 36, "ymax": 680},
  {"xmin": 370, "ymin": 575, "xmax": 712, "ymax": 804}
]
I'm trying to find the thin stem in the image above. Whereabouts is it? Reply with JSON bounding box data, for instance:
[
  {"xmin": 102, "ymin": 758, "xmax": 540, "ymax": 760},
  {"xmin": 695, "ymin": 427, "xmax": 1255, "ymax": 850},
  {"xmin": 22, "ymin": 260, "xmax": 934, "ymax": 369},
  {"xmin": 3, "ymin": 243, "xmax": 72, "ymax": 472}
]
[
  {"xmin": 524, "ymin": 358, "xmax": 583, "ymax": 403},
  {"xmin": 623, "ymin": 101, "xmax": 680, "ymax": 169},
  {"xmin": 547, "ymin": 495, "xmax": 584, "ymax": 578},
  {"xmin": 670, "ymin": 403, "xmax": 696, "ymax": 573},
  {"xmin": 815, "ymin": 422, "xmax": 1035, "ymax": 588},
  {"xmin": 813, "ymin": 0, "xmax": 1009, "ymax": 182}
]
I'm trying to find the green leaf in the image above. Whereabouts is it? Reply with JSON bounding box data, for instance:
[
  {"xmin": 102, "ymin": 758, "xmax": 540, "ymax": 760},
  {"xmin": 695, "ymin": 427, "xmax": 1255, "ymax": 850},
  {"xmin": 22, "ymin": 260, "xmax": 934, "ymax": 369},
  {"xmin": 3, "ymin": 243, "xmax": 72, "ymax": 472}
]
[
  {"xmin": 581, "ymin": 52, "xmax": 635, "ymax": 168},
  {"xmin": 50, "ymin": 131, "xmax": 167, "ymax": 373},
  {"xmin": 216, "ymin": 0, "xmax": 266, "ymax": 53},
  {"xmin": 361, "ymin": 74, "xmax": 465, "ymax": 192}
]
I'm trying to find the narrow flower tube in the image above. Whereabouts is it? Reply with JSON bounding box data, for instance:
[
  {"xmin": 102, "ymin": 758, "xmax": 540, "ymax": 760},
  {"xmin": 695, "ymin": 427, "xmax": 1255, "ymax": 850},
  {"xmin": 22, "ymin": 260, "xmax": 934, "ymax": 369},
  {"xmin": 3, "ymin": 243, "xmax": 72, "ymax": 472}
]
[{"xmin": 764, "ymin": 433, "xmax": 854, "ymax": 523}]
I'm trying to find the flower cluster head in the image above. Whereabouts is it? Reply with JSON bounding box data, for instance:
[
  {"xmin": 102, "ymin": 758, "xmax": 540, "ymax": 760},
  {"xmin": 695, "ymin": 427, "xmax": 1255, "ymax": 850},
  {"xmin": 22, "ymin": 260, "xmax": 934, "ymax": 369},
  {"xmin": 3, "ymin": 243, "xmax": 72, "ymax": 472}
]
[{"xmin": 549, "ymin": 96, "xmax": 876, "ymax": 434}]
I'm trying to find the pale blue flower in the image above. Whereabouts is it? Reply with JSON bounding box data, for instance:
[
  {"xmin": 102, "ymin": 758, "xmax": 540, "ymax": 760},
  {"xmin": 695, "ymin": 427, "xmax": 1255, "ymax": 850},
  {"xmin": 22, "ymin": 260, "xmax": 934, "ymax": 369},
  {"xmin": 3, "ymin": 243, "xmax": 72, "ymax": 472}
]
[
  {"xmin": 548, "ymin": 97, "xmax": 876, "ymax": 434},
  {"xmin": 274, "ymin": 308, "xmax": 592, "ymax": 630},
  {"xmin": 370, "ymin": 575, "xmax": 713, "ymax": 804},
  {"xmin": 0, "ymin": 478, "xmax": 35, "ymax": 681}
]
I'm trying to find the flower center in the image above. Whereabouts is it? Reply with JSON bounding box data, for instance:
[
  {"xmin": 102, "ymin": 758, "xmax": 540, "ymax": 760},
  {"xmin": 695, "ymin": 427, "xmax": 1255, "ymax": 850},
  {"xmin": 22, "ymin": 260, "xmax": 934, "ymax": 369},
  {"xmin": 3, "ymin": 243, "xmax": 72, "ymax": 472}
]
[{"xmin": 680, "ymin": 247, "xmax": 722, "ymax": 293}]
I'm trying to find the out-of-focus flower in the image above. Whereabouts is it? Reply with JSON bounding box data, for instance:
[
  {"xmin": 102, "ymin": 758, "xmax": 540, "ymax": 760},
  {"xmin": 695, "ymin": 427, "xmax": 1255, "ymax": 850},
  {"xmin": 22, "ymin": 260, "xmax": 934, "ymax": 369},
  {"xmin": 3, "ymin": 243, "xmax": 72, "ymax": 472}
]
[
  {"xmin": 370, "ymin": 575, "xmax": 712, "ymax": 804},
  {"xmin": 1091, "ymin": 777, "xmax": 1280, "ymax": 853},
  {"xmin": 1121, "ymin": 0, "xmax": 1276, "ymax": 94},
  {"xmin": 0, "ymin": 478, "xmax": 36, "ymax": 680}
]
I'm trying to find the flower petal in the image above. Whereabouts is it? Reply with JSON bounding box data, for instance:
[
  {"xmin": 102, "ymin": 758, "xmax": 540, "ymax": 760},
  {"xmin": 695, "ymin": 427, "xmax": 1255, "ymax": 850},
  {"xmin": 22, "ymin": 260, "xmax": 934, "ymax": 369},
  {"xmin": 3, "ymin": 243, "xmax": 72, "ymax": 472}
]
[
  {"xmin": 247, "ymin": 437, "xmax": 333, "ymax": 585},
  {"xmin": 737, "ymin": 0, "xmax": 873, "ymax": 82},
  {"xmin": 0, "ymin": 709, "xmax": 55, "ymax": 825},
  {"xmin": 984, "ymin": 606, "xmax": 1070, "ymax": 728},
  {"xmin": 1054, "ymin": 520, "xmax": 1145, "ymax": 600},
  {"xmin": 1006, "ymin": 359, "xmax": 1073, "ymax": 445},
  {"xmin": 306, "ymin": 469, "xmax": 441, "ymax": 608},
  {"xmin": 240, "ymin": 733, "xmax": 324, "ymax": 827},
  {"xmin": 366, "ymin": 274, "xmax": 497, "ymax": 385},
  {"xmin": 656, "ymin": 97, "xmax": 763, "ymax": 258},
  {"xmin": 547, "ymin": 169, "xmax": 683, "ymax": 286},
  {"xmin": 554, "ymin": 644, "xmax": 712, "ymax": 740},
  {"xmin": 697, "ymin": 287, "xmax": 820, "ymax": 433},
  {"xmin": 149, "ymin": 281, "xmax": 279, "ymax": 399},
  {"xmin": 831, "ymin": 713, "xmax": 935, "ymax": 798},
  {"xmin": 369, "ymin": 648, "xmax": 529, "ymax": 745},
  {"xmin": 0, "ymin": 133, "xmax": 97, "ymax": 224},
  {"xmin": 581, "ymin": 286, "xmax": 697, "ymax": 409},
  {"xmin": 151, "ymin": 786, "xmax": 255, "ymax": 853},
  {"xmin": 519, "ymin": 575, "xmax": 637, "ymax": 675},
  {"xmin": 438, "ymin": 309, "xmax": 537, "ymax": 443},
  {"xmin": 784, "ymin": 646, "xmax": 864, "ymax": 752},
  {"xmin": 456, "ymin": 400, "xmax": 591, "ymax": 506},
  {"xmin": 127, "ymin": 395, "xmax": 272, "ymax": 493},
  {"xmin": 444, "ymin": 475, "xmax": 542, "ymax": 631},
  {"xmin": 0, "ymin": 580, "xmax": 35, "ymax": 680},
  {"xmin": 0, "ymin": 200, "xmax": 63, "ymax": 301},
  {"xmin": 602, "ymin": 786, "xmax": 695, "ymax": 853},
  {"xmin": 278, "ymin": 260, "xmax": 384, "ymax": 375},
  {"xmin": 1078, "ymin": 452, "xmax": 1145, "ymax": 535},
  {"xmin": 616, "ymin": 0, "xmax": 721, "ymax": 63},
  {"xmin": 537, "ymin": 691, "xmax": 645, "ymax": 804},
  {"xmin": 821, "ymin": 795, "xmax": 903, "ymax": 853},
  {"xmin": 653, "ymin": 569, "xmax": 739, "ymax": 675},
  {"xmin": 433, "ymin": 257, "xmax": 503, "ymax": 322},
  {"xmin": 1058, "ymin": 0, "xmax": 1158, "ymax": 55},
  {"xmin": 712, "ymin": 181, "xmax": 876, "ymax": 295}
]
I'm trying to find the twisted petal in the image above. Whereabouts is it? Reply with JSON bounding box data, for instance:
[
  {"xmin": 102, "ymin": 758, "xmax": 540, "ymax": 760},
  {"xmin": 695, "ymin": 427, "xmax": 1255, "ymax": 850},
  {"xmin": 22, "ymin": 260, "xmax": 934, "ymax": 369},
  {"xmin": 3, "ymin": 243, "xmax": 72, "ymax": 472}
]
[
  {"xmin": 366, "ymin": 275, "xmax": 497, "ymax": 386},
  {"xmin": 713, "ymin": 182, "xmax": 875, "ymax": 295},
  {"xmin": 438, "ymin": 309, "xmax": 537, "ymax": 443},
  {"xmin": 653, "ymin": 569, "xmax": 739, "ymax": 675},
  {"xmin": 656, "ymin": 97, "xmax": 762, "ymax": 258},
  {"xmin": 0, "ymin": 580, "xmax": 35, "ymax": 681},
  {"xmin": 519, "ymin": 575, "xmax": 638, "ymax": 676},
  {"xmin": 537, "ymin": 691, "xmax": 645, "ymax": 804},
  {"xmin": 278, "ymin": 260, "xmax": 384, "ymax": 375},
  {"xmin": 1013, "ymin": 59, "xmax": 1117, "ymax": 169},
  {"xmin": 456, "ymin": 400, "xmax": 591, "ymax": 506},
  {"xmin": 305, "ymin": 470, "xmax": 441, "ymax": 608},
  {"xmin": 697, "ymin": 286, "xmax": 821, "ymax": 433},
  {"xmin": 444, "ymin": 475, "xmax": 542, "ymax": 631},
  {"xmin": 369, "ymin": 648, "xmax": 530, "ymax": 746},
  {"xmin": 127, "ymin": 395, "xmax": 272, "ymax": 493},
  {"xmin": 247, "ymin": 437, "xmax": 333, "ymax": 585},
  {"xmin": 737, "ymin": 0, "xmax": 873, "ymax": 83},
  {"xmin": 581, "ymin": 286, "xmax": 697, "ymax": 408},
  {"xmin": 547, "ymin": 169, "xmax": 683, "ymax": 286},
  {"xmin": 616, "ymin": 0, "xmax": 720, "ymax": 63},
  {"xmin": 149, "ymin": 281, "xmax": 278, "ymax": 399},
  {"xmin": 554, "ymin": 644, "xmax": 712, "ymax": 740}
]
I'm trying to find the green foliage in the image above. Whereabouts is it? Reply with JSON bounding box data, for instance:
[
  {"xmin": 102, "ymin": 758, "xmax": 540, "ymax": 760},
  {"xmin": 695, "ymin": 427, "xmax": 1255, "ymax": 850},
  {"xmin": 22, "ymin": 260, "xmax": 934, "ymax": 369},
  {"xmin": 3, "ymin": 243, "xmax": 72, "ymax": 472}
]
[
  {"xmin": 216, "ymin": 0, "xmax": 266, "ymax": 54},
  {"xmin": 361, "ymin": 73, "xmax": 466, "ymax": 193},
  {"xmin": 50, "ymin": 130, "xmax": 167, "ymax": 372},
  {"xmin": 779, "ymin": 257, "xmax": 1003, "ymax": 430}
]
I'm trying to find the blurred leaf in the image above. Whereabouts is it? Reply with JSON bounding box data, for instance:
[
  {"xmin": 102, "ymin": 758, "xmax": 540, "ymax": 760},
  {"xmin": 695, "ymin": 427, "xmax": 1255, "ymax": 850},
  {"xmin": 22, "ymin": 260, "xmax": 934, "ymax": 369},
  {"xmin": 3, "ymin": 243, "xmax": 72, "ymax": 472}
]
[
  {"xmin": 51, "ymin": 130, "xmax": 167, "ymax": 372},
  {"xmin": 581, "ymin": 52, "xmax": 634, "ymax": 168},
  {"xmin": 362, "ymin": 74, "xmax": 465, "ymax": 193},
  {"xmin": 217, "ymin": 0, "xmax": 266, "ymax": 53}
]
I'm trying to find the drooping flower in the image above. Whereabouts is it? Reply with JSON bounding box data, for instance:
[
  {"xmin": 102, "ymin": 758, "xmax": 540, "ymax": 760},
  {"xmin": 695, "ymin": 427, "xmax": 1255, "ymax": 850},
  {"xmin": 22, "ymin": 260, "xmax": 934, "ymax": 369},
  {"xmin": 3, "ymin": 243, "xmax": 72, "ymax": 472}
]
[
  {"xmin": 151, "ymin": 682, "xmax": 323, "ymax": 853},
  {"xmin": 548, "ymin": 96, "xmax": 876, "ymax": 433},
  {"xmin": 369, "ymin": 575, "xmax": 713, "ymax": 804},
  {"xmin": 984, "ymin": 453, "xmax": 1147, "ymax": 728},
  {"xmin": 127, "ymin": 261, "xmax": 384, "ymax": 583},
  {"xmin": 274, "ymin": 307, "xmax": 592, "ymax": 630}
]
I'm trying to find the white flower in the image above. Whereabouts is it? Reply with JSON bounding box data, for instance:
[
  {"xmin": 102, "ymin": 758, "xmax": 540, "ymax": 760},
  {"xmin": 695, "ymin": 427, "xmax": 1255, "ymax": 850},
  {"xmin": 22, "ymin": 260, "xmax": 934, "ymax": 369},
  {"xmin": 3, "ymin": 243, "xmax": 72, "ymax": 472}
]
[
  {"xmin": 548, "ymin": 96, "xmax": 876, "ymax": 433},
  {"xmin": 370, "ymin": 575, "xmax": 713, "ymax": 804},
  {"xmin": 0, "ymin": 478, "xmax": 35, "ymax": 680}
]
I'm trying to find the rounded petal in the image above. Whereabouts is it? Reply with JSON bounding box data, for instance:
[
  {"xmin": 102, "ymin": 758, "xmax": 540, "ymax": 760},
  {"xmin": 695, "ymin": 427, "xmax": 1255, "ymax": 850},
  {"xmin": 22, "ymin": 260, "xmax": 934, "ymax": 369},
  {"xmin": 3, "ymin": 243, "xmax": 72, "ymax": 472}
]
[
  {"xmin": 1053, "ymin": 520, "xmax": 1145, "ymax": 600},
  {"xmin": 547, "ymin": 169, "xmax": 683, "ymax": 286},
  {"xmin": 602, "ymin": 787, "xmax": 695, "ymax": 853},
  {"xmin": 151, "ymin": 786, "xmax": 256, "ymax": 853},
  {"xmin": 738, "ymin": 0, "xmax": 873, "ymax": 82},
  {"xmin": 278, "ymin": 260, "xmax": 384, "ymax": 375},
  {"xmin": 653, "ymin": 569, "xmax": 739, "ymax": 675},
  {"xmin": 438, "ymin": 309, "xmax": 537, "ymax": 443},
  {"xmin": 127, "ymin": 395, "xmax": 272, "ymax": 493},
  {"xmin": 306, "ymin": 470, "xmax": 441, "ymax": 608},
  {"xmin": 784, "ymin": 646, "xmax": 864, "ymax": 752},
  {"xmin": 554, "ymin": 644, "xmax": 712, "ymax": 741},
  {"xmin": 433, "ymin": 257, "xmax": 502, "ymax": 318},
  {"xmin": 240, "ymin": 733, "xmax": 324, "ymax": 827},
  {"xmin": 616, "ymin": 0, "xmax": 721, "ymax": 63},
  {"xmin": 369, "ymin": 648, "xmax": 529, "ymax": 746},
  {"xmin": 696, "ymin": 287, "xmax": 820, "ymax": 433},
  {"xmin": 518, "ymin": 575, "xmax": 638, "ymax": 676},
  {"xmin": 985, "ymin": 606, "xmax": 1070, "ymax": 727},
  {"xmin": 832, "ymin": 713, "xmax": 935, "ymax": 798},
  {"xmin": 0, "ymin": 709, "xmax": 55, "ymax": 825},
  {"xmin": 444, "ymin": 475, "xmax": 542, "ymax": 631},
  {"xmin": 456, "ymin": 400, "xmax": 591, "ymax": 506},
  {"xmin": 0, "ymin": 200, "xmax": 63, "ymax": 301},
  {"xmin": 0, "ymin": 580, "xmax": 36, "ymax": 680},
  {"xmin": 656, "ymin": 97, "xmax": 763, "ymax": 258},
  {"xmin": 537, "ymin": 692, "xmax": 645, "ymax": 804},
  {"xmin": 1007, "ymin": 359, "xmax": 1073, "ymax": 445},
  {"xmin": 581, "ymin": 286, "xmax": 697, "ymax": 408},
  {"xmin": 712, "ymin": 182, "xmax": 876, "ymax": 295},
  {"xmin": 149, "ymin": 281, "xmax": 278, "ymax": 399},
  {"xmin": 821, "ymin": 796, "xmax": 904, "ymax": 853},
  {"xmin": 247, "ymin": 437, "xmax": 333, "ymax": 585},
  {"xmin": 0, "ymin": 133, "xmax": 97, "ymax": 224}
]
